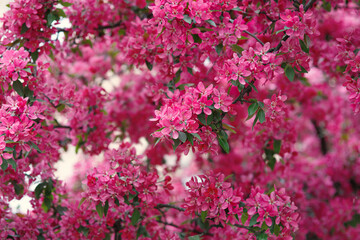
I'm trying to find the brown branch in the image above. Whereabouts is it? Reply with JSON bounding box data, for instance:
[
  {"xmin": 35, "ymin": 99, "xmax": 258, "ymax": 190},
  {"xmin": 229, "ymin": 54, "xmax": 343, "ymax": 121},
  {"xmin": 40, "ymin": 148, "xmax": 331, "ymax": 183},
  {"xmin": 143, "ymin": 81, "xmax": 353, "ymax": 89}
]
[
  {"xmin": 243, "ymin": 30, "xmax": 264, "ymax": 46},
  {"xmin": 304, "ymin": 0, "xmax": 318, "ymax": 12},
  {"xmin": 155, "ymin": 204, "xmax": 185, "ymax": 212},
  {"xmin": 232, "ymin": 80, "xmax": 255, "ymax": 104},
  {"xmin": 97, "ymin": 21, "xmax": 122, "ymax": 30}
]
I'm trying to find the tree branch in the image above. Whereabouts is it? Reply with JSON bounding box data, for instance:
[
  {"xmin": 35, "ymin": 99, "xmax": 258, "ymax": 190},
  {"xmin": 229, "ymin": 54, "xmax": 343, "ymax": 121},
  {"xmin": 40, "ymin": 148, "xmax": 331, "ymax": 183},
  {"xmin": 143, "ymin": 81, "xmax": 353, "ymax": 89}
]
[
  {"xmin": 243, "ymin": 30, "xmax": 264, "ymax": 46},
  {"xmin": 304, "ymin": 0, "xmax": 317, "ymax": 12},
  {"xmin": 155, "ymin": 204, "xmax": 185, "ymax": 212}
]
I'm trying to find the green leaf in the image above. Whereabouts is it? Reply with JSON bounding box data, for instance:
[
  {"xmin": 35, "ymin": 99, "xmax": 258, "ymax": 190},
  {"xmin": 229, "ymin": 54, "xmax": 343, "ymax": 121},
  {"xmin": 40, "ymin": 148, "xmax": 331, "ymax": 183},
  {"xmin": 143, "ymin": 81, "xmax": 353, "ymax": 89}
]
[
  {"xmin": 96, "ymin": 202, "xmax": 104, "ymax": 218},
  {"xmin": 252, "ymin": 113, "xmax": 259, "ymax": 130},
  {"xmin": 322, "ymin": 1, "xmax": 331, "ymax": 11},
  {"xmin": 207, "ymin": 113, "xmax": 213, "ymax": 125},
  {"xmin": 8, "ymin": 159, "xmax": 17, "ymax": 171},
  {"xmin": 244, "ymin": 79, "xmax": 258, "ymax": 92},
  {"xmin": 13, "ymin": 182, "xmax": 24, "ymax": 195},
  {"xmin": 104, "ymin": 200, "xmax": 109, "ymax": 217},
  {"xmin": 31, "ymin": 51, "xmax": 39, "ymax": 62},
  {"xmin": 189, "ymin": 235, "xmax": 201, "ymax": 240},
  {"xmin": 192, "ymin": 34, "xmax": 202, "ymax": 44},
  {"xmin": 178, "ymin": 132, "xmax": 187, "ymax": 143},
  {"xmin": 273, "ymin": 139, "xmax": 281, "ymax": 154},
  {"xmin": 145, "ymin": 60, "xmax": 153, "ymax": 71},
  {"xmin": 248, "ymin": 102, "xmax": 259, "ymax": 118},
  {"xmin": 197, "ymin": 112, "xmax": 206, "ymax": 125},
  {"xmin": 13, "ymin": 80, "xmax": 24, "ymax": 96},
  {"xmin": 257, "ymin": 109, "xmax": 265, "ymax": 123},
  {"xmin": 59, "ymin": 0, "xmax": 73, "ymax": 7},
  {"xmin": 35, "ymin": 183, "xmax": 45, "ymax": 199},
  {"xmin": 21, "ymin": 23, "xmax": 29, "ymax": 34},
  {"xmin": 56, "ymin": 104, "xmax": 66, "ymax": 112},
  {"xmin": 249, "ymin": 213, "xmax": 259, "ymax": 227},
  {"xmin": 241, "ymin": 212, "xmax": 249, "ymax": 225},
  {"xmin": 205, "ymin": 19, "xmax": 216, "ymax": 27},
  {"xmin": 1, "ymin": 158, "xmax": 8, "ymax": 171},
  {"xmin": 46, "ymin": 12, "xmax": 57, "ymax": 27},
  {"xmin": 191, "ymin": 133, "xmax": 202, "ymax": 141},
  {"xmin": 42, "ymin": 195, "xmax": 52, "ymax": 213},
  {"xmin": 217, "ymin": 130, "xmax": 229, "ymax": 153},
  {"xmin": 284, "ymin": 64, "xmax": 295, "ymax": 82},
  {"xmin": 31, "ymin": 142, "xmax": 42, "ymax": 153},
  {"xmin": 131, "ymin": 208, "xmax": 141, "ymax": 226},
  {"xmin": 55, "ymin": 8, "xmax": 66, "ymax": 18},
  {"xmin": 186, "ymin": 133, "xmax": 194, "ymax": 145},
  {"xmin": 299, "ymin": 39, "xmax": 309, "ymax": 53},
  {"xmin": 77, "ymin": 225, "xmax": 89, "ymax": 237},
  {"xmin": 273, "ymin": 224, "xmax": 280, "ymax": 236},
  {"xmin": 215, "ymin": 43, "xmax": 223, "ymax": 55},
  {"xmin": 183, "ymin": 15, "xmax": 192, "ymax": 24},
  {"xmin": 344, "ymin": 213, "xmax": 360, "ymax": 228},
  {"xmin": 78, "ymin": 197, "xmax": 86, "ymax": 208},
  {"xmin": 275, "ymin": 26, "xmax": 291, "ymax": 35},
  {"xmin": 256, "ymin": 232, "xmax": 268, "ymax": 240},
  {"xmin": 172, "ymin": 139, "xmax": 181, "ymax": 151},
  {"xmin": 231, "ymin": 44, "xmax": 244, "ymax": 54},
  {"xmin": 201, "ymin": 210, "xmax": 208, "ymax": 223}
]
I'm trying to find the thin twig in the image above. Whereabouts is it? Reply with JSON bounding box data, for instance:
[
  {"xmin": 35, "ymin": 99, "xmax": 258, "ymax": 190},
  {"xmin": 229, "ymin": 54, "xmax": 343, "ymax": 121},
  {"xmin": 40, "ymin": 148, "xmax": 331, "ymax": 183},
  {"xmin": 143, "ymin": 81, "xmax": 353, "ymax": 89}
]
[
  {"xmin": 304, "ymin": 0, "xmax": 317, "ymax": 12},
  {"xmin": 155, "ymin": 204, "xmax": 185, "ymax": 212},
  {"xmin": 243, "ymin": 30, "xmax": 264, "ymax": 46}
]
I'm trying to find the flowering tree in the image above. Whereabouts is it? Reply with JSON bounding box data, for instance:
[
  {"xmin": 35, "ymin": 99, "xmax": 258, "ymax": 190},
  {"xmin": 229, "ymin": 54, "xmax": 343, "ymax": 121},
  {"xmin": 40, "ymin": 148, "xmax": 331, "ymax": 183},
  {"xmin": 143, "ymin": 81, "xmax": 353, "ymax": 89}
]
[{"xmin": 1, "ymin": 0, "xmax": 360, "ymax": 239}]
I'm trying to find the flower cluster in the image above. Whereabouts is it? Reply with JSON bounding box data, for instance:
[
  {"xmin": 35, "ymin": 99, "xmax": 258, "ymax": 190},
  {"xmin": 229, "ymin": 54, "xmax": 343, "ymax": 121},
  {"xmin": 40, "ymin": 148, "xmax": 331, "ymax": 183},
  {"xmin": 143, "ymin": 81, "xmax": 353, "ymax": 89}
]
[{"xmin": 152, "ymin": 82, "xmax": 232, "ymax": 154}]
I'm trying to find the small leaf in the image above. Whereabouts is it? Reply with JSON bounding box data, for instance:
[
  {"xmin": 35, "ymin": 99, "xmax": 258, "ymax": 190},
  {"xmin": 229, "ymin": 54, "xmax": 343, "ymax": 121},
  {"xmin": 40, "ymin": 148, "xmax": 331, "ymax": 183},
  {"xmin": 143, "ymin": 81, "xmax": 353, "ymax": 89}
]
[
  {"xmin": 31, "ymin": 51, "xmax": 39, "ymax": 62},
  {"xmin": 55, "ymin": 8, "xmax": 66, "ymax": 18},
  {"xmin": 231, "ymin": 44, "xmax": 244, "ymax": 54},
  {"xmin": 217, "ymin": 130, "xmax": 229, "ymax": 153},
  {"xmin": 78, "ymin": 197, "xmax": 86, "ymax": 208},
  {"xmin": 273, "ymin": 224, "xmax": 280, "ymax": 236},
  {"xmin": 21, "ymin": 23, "xmax": 29, "ymax": 34},
  {"xmin": 178, "ymin": 132, "xmax": 187, "ymax": 143},
  {"xmin": 8, "ymin": 159, "xmax": 17, "ymax": 171},
  {"xmin": 207, "ymin": 114, "xmax": 213, "ymax": 125},
  {"xmin": 13, "ymin": 80, "xmax": 24, "ymax": 96},
  {"xmin": 56, "ymin": 104, "xmax": 66, "ymax": 112},
  {"xmin": 104, "ymin": 200, "xmax": 109, "ymax": 217},
  {"xmin": 201, "ymin": 210, "xmax": 208, "ymax": 223},
  {"xmin": 215, "ymin": 43, "xmax": 223, "ymax": 55},
  {"xmin": 31, "ymin": 142, "xmax": 42, "ymax": 153},
  {"xmin": 256, "ymin": 232, "xmax": 268, "ymax": 240},
  {"xmin": 273, "ymin": 139, "xmax": 281, "ymax": 154},
  {"xmin": 191, "ymin": 133, "xmax": 202, "ymax": 141},
  {"xmin": 145, "ymin": 60, "xmax": 153, "ymax": 71},
  {"xmin": 241, "ymin": 212, "xmax": 248, "ymax": 225},
  {"xmin": 192, "ymin": 34, "xmax": 202, "ymax": 44},
  {"xmin": 183, "ymin": 15, "xmax": 192, "ymax": 24},
  {"xmin": 249, "ymin": 213, "xmax": 259, "ymax": 227},
  {"xmin": 96, "ymin": 202, "xmax": 104, "ymax": 218},
  {"xmin": 257, "ymin": 109, "xmax": 266, "ymax": 123},
  {"xmin": 13, "ymin": 182, "xmax": 24, "ymax": 195},
  {"xmin": 59, "ymin": 0, "xmax": 73, "ymax": 7},
  {"xmin": 172, "ymin": 139, "xmax": 181, "ymax": 151},
  {"xmin": 35, "ymin": 183, "xmax": 45, "ymax": 199},
  {"xmin": 189, "ymin": 235, "xmax": 201, "ymax": 240},
  {"xmin": 46, "ymin": 12, "xmax": 57, "ymax": 27},
  {"xmin": 205, "ymin": 19, "xmax": 216, "ymax": 27},
  {"xmin": 197, "ymin": 112, "xmax": 206, "ymax": 125},
  {"xmin": 186, "ymin": 133, "xmax": 194, "ymax": 145},
  {"xmin": 1, "ymin": 158, "xmax": 8, "ymax": 171},
  {"xmin": 322, "ymin": 1, "xmax": 331, "ymax": 11},
  {"xmin": 248, "ymin": 102, "xmax": 259, "ymax": 118},
  {"xmin": 131, "ymin": 208, "xmax": 141, "ymax": 226},
  {"xmin": 77, "ymin": 225, "xmax": 89, "ymax": 237},
  {"xmin": 244, "ymin": 79, "xmax": 258, "ymax": 92},
  {"xmin": 299, "ymin": 39, "xmax": 309, "ymax": 53},
  {"xmin": 284, "ymin": 64, "xmax": 295, "ymax": 82}
]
